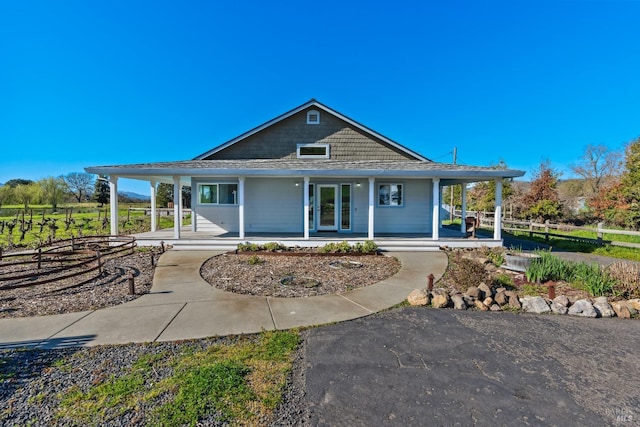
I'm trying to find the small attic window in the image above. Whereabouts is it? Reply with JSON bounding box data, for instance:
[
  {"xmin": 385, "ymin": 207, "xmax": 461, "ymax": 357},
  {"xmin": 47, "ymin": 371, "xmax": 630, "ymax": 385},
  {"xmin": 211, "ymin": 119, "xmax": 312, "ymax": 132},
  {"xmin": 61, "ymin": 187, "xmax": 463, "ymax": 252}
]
[
  {"xmin": 307, "ymin": 110, "xmax": 320, "ymax": 124},
  {"xmin": 297, "ymin": 143, "xmax": 330, "ymax": 159}
]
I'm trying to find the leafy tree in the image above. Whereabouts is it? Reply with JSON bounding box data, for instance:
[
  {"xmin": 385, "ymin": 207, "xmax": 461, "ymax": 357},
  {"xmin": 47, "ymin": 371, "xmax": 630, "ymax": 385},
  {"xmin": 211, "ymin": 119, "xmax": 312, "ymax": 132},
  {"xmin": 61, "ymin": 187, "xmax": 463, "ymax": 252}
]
[
  {"xmin": 570, "ymin": 144, "xmax": 621, "ymax": 195},
  {"xmin": 0, "ymin": 185, "xmax": 13, "ymax": 208},
  {"xmin": 39, "ymin": 177, "xmax": 67, "ymax": 211},
  {"xmin": 94, "ymin": 175, "xmax": 110, "ymax": 207},
  {"xmin": 157, "ymin": 183, "xmax": 191, "ymax": 208},
  {"xmin": 13, "ymin": 183, "xmax": 41, "ymax": 208},
  {"xmin": 592, "ymin": 137, "xmax": 640, "ymax": 228},
  {"xmin": 4, "ymin": 178, "xmax": 33, "ymax": 188},
  {"xmin": 64, "ymin": 172, "xmax": 95, "ymax": 202},
  {"xmin": 467, "ymin": 162, "xmax": 513, "ymax": 213},
  {"xmin": 523, "ymin": 161, "xmax": 562, "ymax": 221},
  {"xmin": 157, "ymin": 183, "xmax": 173, "ymax": 208}
]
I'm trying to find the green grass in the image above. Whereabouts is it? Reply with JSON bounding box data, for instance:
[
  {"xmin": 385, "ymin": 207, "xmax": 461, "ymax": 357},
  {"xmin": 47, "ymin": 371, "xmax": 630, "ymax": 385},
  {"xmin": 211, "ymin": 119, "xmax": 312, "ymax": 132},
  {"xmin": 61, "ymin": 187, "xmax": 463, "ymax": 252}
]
[
  {"xmin": 0, "ymin": 204, "xmax": 190, "ymax": 248},
  {"xmin": 58, "ymin": 331, "xmax": 300, "ymax": 426},
  {"xmin": 501, "ymin": 229, "xmax": 640, "ymax": 262}
]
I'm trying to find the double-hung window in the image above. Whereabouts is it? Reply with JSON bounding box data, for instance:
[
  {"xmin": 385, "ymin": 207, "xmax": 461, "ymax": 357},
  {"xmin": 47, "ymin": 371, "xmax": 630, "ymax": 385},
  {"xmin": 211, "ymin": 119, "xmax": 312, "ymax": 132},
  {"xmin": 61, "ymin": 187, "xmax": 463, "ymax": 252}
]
[{"xmin": 198, "ymin": 183, "xmax": 238, "ymax": 205}]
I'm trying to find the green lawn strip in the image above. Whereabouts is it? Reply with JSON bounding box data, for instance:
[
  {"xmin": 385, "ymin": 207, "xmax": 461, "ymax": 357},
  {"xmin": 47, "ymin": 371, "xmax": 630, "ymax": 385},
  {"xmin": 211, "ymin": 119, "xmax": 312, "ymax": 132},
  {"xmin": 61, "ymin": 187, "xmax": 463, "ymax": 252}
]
[
  {"xmin": 57, "ymin": 331, "xmax": 300, "ymax": 426},
  {"xmin": 502, "ymin": 229, "xmax": 640, "ymax": 262}
]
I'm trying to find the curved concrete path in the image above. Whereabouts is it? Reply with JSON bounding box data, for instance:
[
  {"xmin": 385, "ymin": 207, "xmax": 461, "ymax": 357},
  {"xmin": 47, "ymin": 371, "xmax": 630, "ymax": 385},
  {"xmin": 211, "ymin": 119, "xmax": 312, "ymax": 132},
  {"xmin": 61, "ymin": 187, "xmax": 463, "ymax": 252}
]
[{"xmin": 0, "ymin": 251, "xmax": 448, "ymax": 349}]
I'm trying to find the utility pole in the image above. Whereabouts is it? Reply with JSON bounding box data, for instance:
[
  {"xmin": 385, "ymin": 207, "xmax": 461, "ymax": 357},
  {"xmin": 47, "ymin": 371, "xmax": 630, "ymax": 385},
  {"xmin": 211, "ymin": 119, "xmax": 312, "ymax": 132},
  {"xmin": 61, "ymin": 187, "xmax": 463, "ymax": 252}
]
[{"xmin": 450, "ymin": 147, "xmax": 457, "ymax": 221}]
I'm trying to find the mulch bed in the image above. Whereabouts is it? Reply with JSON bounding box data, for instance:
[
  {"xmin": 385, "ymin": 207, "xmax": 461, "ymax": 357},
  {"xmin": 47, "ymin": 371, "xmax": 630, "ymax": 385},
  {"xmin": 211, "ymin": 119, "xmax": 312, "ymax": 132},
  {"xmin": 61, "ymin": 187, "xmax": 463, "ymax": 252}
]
[
  {"xmin": 0, "ymin": 249, "xmax": 161, "ymax": 318},
  {"xmin": 200, "ymin": 252, "xmax": 401, "ymax": 298}
]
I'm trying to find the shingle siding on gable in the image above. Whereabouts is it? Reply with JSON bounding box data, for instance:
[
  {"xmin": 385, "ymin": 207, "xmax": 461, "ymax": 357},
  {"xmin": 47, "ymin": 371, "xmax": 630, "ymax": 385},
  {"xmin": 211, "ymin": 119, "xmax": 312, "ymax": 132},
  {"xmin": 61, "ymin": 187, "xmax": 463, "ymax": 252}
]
[{"xmin": 204, "ymin": 108, "xmax": 418, "ymax": 161}]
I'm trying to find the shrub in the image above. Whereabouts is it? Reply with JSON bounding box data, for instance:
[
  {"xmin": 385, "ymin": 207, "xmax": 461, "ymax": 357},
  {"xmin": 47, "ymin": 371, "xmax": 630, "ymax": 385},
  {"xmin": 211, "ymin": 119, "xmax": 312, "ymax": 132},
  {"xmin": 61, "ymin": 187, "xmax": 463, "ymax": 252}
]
[
  {"xmin": 263, "ymin": 242, "xmax": 287, "ymax": 252},
  {"xmin": 247, "ymin": 255, "xmax": 263, "ymax": 265},
  {"xmin": 445, "ymin": 257, "xmax": 489, "ymax": 292},
  {"xmin": 607, "ymin": 261, "xmax": 640, "ymax": 299},
  {"xmin": 237, "ymin": 242, "xmax": 260, "ymax": 252}
]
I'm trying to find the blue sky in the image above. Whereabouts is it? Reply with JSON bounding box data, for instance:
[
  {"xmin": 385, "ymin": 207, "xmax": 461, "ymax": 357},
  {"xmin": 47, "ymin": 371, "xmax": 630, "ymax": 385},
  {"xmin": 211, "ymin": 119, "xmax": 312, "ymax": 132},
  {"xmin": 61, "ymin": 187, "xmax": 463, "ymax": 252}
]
[{"xmin": 1, "ymin": 0, "xmax": 639, "ymax": 194}]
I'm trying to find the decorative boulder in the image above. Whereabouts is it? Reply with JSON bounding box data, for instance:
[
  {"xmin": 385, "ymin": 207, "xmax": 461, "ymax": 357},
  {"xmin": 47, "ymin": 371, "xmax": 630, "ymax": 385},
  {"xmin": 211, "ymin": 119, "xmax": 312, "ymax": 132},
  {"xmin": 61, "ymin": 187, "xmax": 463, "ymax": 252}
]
[
  {"xmin": 494, "ymin": 291, "xmax": 508, "ymax": 306},
  {"xmin": 508, "ymin": 295, "xmax": 522, "ymax": 310},
  {"xmin": 407, "ymin": 289, "xmax": 429, "ymax": 306},
  {"xmin": 550, "ymin": 301, "xmax": 568, "ymax": 315},
  {"xmin": 490, "ymin": 304, "xmax": 502, "ymax": 311},
  {"xmin": 483, "ymin": 297, "xmax": 494, "ymax": 307},
  {"xmin": 627, "ymin": 299, "xmax": 640, "ymax": 312},
  {"xmin": 431, "ymin": 289, "xmax": 450, "ymax": 308},
  {"xmin": 567, "ymin": 299, "xmax": 597, "ymax": 318},
  {"xmin": 611, "ymin": 301, "xmax": 632, "ymax": 319},
  {"xmin": 522, "ymin": 296, "xmax": 550, "ymax": 314},
  {"xmin": 552, "ymin": 295, "xmax": 570, "ymax": 308},
  {"xmin": 451, "ymin": 294, "xmax": 467, "ymax": 310},
  {"xmin": 593, "ymin": 296, "xmax": 615, "ymax": 318},
  {"xmin": 474, "ymin": 300, "xmax": 489, "ymax": 311},
  {"xmin": 465, "ymin": 286, "xmax": 481, "ymax": 300},
  {"xmin": 478, "ymin": 282, "xmax": 492, "ymax": 299}
]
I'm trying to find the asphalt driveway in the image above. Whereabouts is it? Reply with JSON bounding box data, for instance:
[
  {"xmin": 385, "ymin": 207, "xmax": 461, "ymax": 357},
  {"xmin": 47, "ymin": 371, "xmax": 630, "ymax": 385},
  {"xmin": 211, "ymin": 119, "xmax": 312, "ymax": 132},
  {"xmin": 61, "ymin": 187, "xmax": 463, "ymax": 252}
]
[{"xmin": 302, "ymin": 308, "xmax": 639, "ymax": 426}]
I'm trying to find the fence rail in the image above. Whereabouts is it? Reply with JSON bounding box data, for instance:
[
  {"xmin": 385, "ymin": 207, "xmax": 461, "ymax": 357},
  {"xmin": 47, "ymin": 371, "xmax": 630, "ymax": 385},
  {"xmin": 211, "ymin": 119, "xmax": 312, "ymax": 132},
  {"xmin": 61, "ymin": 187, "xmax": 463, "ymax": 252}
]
[{"xmin": 467, "ymin": 214, "xmax": 640, "ymax": 249}]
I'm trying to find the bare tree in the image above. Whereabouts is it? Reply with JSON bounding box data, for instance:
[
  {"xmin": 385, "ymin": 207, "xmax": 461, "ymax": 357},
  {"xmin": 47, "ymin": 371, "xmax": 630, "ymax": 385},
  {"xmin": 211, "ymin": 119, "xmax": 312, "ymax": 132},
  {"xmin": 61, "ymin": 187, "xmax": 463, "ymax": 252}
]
[
  {"xmin": 64, "ymin": 172, "xmax": 95, "ymax": 202},
  {"xmin": 570, "ymin": 144, "xmax": 622, "ymax": 195}
]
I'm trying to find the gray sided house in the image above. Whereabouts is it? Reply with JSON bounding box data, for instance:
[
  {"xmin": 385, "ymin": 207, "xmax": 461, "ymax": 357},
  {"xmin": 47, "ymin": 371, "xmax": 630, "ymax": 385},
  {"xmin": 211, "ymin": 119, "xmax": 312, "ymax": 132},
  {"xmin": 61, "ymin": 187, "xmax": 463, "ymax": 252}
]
[{"xmin": 86, "ymin": 100, "xmax": 524, "ymax": 248}]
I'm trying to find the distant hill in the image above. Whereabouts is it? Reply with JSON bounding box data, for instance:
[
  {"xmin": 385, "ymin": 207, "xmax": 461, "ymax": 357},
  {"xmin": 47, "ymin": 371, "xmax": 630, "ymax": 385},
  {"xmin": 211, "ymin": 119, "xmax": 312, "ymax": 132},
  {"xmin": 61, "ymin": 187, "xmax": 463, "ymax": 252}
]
[{"xmin": 119, "ymin": 191, "xmax": 150, "ymax": 201}]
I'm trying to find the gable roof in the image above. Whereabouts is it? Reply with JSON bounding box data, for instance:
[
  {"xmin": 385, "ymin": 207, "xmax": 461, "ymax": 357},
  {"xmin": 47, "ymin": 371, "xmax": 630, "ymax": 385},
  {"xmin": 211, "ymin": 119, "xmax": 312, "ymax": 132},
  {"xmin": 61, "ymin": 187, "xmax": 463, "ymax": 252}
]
[{"xmin": 193, "ymin": 99, "xmax": 431, "ymax": 162}]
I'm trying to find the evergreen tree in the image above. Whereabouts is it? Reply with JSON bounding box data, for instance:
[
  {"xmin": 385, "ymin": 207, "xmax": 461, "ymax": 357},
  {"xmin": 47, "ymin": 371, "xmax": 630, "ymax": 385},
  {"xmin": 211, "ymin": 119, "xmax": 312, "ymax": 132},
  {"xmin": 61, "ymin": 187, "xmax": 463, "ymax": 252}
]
[{"xmin": 94, "ymin": 176, "xmax": 110, "ymax": 207}]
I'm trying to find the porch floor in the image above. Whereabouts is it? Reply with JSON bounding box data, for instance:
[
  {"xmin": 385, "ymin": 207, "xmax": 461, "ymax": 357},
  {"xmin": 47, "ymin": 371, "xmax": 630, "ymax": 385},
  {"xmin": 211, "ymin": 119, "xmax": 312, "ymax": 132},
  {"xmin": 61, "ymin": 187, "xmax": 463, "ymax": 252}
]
[{"xmin": 131, "ymin": 226, "xmax": 503, "ymax": 250}]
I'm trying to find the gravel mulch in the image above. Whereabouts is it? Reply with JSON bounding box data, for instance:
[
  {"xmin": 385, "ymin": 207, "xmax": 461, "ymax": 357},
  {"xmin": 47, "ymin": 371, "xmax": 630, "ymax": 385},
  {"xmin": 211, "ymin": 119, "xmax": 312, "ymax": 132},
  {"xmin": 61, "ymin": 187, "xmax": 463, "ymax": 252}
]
[
  {"xmin": 200, "ymin": 253, "xmax": 401, "ymax": 298},
  {"xmin": 0, "ymin": 249, "xmax": 161, "ymax": 318},
  {"xmin": 0, "ymin": 335, "xmax": 308, "ymax": 426}
]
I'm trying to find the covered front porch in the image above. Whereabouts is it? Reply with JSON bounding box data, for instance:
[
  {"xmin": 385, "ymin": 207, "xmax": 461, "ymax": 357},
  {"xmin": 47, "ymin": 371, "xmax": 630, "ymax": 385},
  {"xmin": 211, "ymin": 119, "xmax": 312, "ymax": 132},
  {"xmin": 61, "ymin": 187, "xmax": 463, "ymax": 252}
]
[{"xmin": 131, "ymin": 226, "xmax": 503, "ymax": 251}]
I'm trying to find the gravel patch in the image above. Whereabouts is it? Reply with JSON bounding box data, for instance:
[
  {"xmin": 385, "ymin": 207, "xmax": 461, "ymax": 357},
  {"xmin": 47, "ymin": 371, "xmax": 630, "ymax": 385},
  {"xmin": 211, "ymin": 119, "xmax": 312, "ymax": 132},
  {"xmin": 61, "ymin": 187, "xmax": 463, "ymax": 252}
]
[
  {"xmin": 200, "ymin": 253, "xmax": 401, "ymax": 298},
  {"xmin": 0, "ymin": 335, "xmax": 306, "ymax": 426},
  {"xmin": 0, "ymin": 249, "xmax": 161, "ymax": 318}
]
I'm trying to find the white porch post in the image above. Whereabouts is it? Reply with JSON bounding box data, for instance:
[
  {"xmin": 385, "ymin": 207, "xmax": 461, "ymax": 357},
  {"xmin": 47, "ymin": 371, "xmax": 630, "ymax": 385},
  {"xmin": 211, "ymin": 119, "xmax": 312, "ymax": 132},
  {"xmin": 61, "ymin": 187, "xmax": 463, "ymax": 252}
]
[
  {"xmin": 460, "ymin": 183, "xmax": 467, "ymax": 234},
  {"xmin": 303, "ymin": 177, "xmax": 310, "ymax": 239},
  {"xmin": 432, "ymin": 178, "xmax": 440, "ymax": 240},
  {"xmin": 191, "ymin": 180, "xmax": 197, "ymax": 232},
  {"xmin": 494, "ymin": 179, "xmax": 503, "ymax": 240},
  {"xmin": 150, "ymin": 180, "xmax": 157, "ymax": 232},
  {"xmin": 109, "ymin": 175, "xmax": 118, "ymax": 236},
  {"xmin": 368, "ymin": 177, "xmax": 375, "ymax": 240},
  {"xmin": 238, "ymin": 177, "xmax": 245, "ymax": 239},
  {"xmin": 173, "ymin": 175, "xmax": 181, "ymax": 239}
]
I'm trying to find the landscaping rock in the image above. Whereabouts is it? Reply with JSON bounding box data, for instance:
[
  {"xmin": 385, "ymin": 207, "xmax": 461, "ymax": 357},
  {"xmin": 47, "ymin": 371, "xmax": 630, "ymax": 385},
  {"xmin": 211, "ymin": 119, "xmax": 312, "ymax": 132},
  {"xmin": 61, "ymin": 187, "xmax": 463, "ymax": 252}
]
[
  {"xmin": 593, "ymin": 297, "xmax": 615, "ymax": 318},
  {"xmin": 407, "ymin": 289, "xmax": 429, "ymax": 306},
  {"xmin": 474, "ymin": 300, "xmax": 489, "ymax": 311},
  {"xmin": 627, "ymin": 299, "xmax": 640, "ymax": 311},
  {"xmin": 494, "ymin": 291, "xmax": 507, "ymax": 306},
  {"xmin": 463, "ymin": 295, "xmax": 475, "ymax": 307},
  {"xmin": 508, "ymin": 295, "xmax": 522, "ymax": 310},
  {"xmin": 451, "ymin": 294, "xmax": 467, "ymax": 310},
  {"xmin": 522, "ymin": 296, "xmax": 550, "ymax": 314},
  {"xmin": 553, "ymin": 295, "xmax": 570, "ymax": 308},
  {"xmin": 495, "ymin": 287, "xmax": 507, "ymax": 294},
  {"xmin": 568, "ymin": 299, "xmax": 597, "ymax": 318},
  {"xmin": 550, "ymin": 301, "xmax": 568, "ymax": 315},
  {"xmin": 466, "ymin": 286, "xmax": 481, "ymax": 300},
  {"xmin": 478, "ymin": 282, "xmax": 492, "ymax": 298},
  {"xmin": 490, "ymin": 304, "xmax": 502, "ymax": 311},
  {"xmin": 611, "ymin": 301, "xmax": 632, "ymax": 319},
  {"xmin": 483, "ymin": 297, "xmax": 494, "ymax": 307},
  {"xmin": 431, "ymin": 289, "xmax": 450, "ymax": 308},
  {"xmin": 505, "ymin": 290, "xmax": 519, "ymax": 300}
]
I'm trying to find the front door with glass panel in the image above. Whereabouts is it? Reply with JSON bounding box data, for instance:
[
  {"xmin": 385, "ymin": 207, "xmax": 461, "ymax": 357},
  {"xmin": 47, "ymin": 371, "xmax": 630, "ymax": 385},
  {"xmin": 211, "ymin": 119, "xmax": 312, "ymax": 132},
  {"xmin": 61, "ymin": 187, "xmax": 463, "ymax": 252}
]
[{"xmin": 317, "ymin": 185, "xmax": 338, "ymax": 231}]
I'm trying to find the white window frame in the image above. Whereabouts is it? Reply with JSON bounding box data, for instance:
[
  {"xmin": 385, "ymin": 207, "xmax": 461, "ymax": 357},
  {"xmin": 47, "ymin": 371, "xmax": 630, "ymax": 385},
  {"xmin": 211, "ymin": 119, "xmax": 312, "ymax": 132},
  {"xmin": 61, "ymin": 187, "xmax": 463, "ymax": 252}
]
[
  {"xmin": 297, "ymin": 143, "xmax": 330, "ymax": 159},
  {"xmin": 307, "ymin": 109, "xmax": 320, "ymax": 124},
  {"xmin": 197, "ymin": 183, "xmax": 238, "ymax": 205},
  {"xmin": 378, "ymin": 183, "xmax": 404, "ymax": 207}
]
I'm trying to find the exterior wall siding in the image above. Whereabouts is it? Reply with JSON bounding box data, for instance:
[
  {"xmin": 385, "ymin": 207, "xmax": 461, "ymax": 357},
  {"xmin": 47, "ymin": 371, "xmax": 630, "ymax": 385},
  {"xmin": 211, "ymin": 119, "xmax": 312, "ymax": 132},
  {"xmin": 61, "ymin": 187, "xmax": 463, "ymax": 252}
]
[
  {"xmin": 373, "ymin": 179, "xmax": 432, "ymax": 234},
  {"xmin": 205, "ymin": 107, "xmax": 418, "ymax": 161},
  {"xmin": 245, "ymin": 178, "xmax": 303, "ymax": 232},
  {"xmin": 190, "ymin": 177, "xmax": 434, "ymax": 235}
]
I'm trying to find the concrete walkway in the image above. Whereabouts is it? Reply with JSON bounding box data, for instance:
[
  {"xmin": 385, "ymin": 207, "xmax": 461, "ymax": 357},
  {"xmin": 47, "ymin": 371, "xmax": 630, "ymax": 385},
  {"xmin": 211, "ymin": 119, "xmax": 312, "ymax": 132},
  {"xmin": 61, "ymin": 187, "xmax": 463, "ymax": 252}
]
[{"xmin": 0, "ymin": 251, "xmax": 448, "ymax": 349}]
